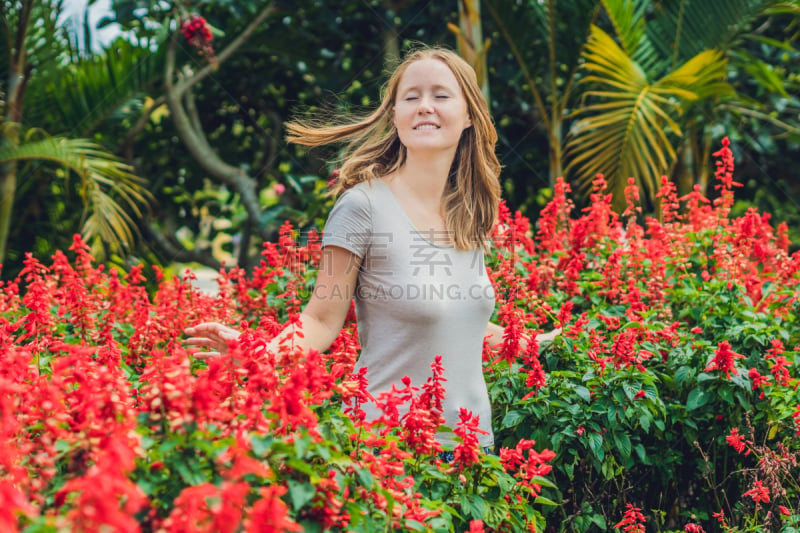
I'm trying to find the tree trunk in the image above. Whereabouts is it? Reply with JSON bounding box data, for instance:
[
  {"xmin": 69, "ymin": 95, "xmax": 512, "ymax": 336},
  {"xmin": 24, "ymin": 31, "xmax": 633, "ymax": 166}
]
[
  {"xmin": 550, "ymin": 115, "xmax": 563, "ymax": 189},
  {"xmin": 383, "ymin": 24, "xmax": 400, "ymax": 70},
  {"xmin": 0, "ymin": 49, "xmax": 28, "ymax": 266},
  {"xmin": 0, "ymin": 161, "xmax": 17, "ymax": 266},
  {"xmin": 456, "ymin": 0, "xmax": 489, "ymax": 102}
]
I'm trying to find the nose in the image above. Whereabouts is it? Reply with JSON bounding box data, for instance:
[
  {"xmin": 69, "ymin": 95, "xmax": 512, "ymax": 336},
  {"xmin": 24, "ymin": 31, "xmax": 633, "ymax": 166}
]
[{"xmin": 417, "ymin": 95, "xmax": 435, "ymax": 114}]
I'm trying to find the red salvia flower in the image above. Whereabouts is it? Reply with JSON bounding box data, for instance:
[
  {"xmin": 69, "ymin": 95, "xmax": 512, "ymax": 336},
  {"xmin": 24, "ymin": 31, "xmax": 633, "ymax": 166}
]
[
  {"xmin": 467, "ymin": 519, "xmax": 485, "ymax": 533},
  {"xmin": 704, "ymin": 341, "xmax": 743, "ymax": 378},
  {"xmin": 726, "ymin": 428, "xmax": 749, "ymax": 454},
  {"xmin": 401, "ymin": 356, "xmax": 446, "ymax": 456},
  {"xmin": 452, "ymin": 408, "xmax": 488, "ymax": 469},
  {"xmin": 743, "ymin": 480, "xmax": 770, "ymax": 504},
  {"xmin": 245, "ymin": 486, "xmax": 303, "ymax": 533},
  {"xmin": 180, "ymin": 14, "xmax": 215, "ymax": 59},
  {"xmin": 614, "ymin": 504, "xmax": 646, "ymax": 533},
  {"xmin": 793, "ymin": 404, "xmax": 800, "ymax": 435},
  {"xmin": 0, "ymin": 481, "xmax": 36, "ymax": 532}
]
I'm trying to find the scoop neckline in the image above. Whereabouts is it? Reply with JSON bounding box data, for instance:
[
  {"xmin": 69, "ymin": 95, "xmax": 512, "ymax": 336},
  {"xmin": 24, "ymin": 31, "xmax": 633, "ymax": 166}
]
[{"xmin": 373, "ymin": 178, "xmax": 454, "ymax": 249}]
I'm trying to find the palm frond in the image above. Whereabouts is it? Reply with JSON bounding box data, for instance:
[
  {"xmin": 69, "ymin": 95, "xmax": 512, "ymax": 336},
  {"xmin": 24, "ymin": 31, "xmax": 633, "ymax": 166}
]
[
  {"xmin": 658, "ymin": 49, "xmax": 733, "ymax": 99},
  {"xmin": 0, "ymin": 134, "xmax": 152, "ymax": 250},
  {"xmin": 483, "ymin": 0, "xmax": 600, "ymax": 96},
  {"xmin": 565, "ymin": 25, "xmax": 729, "ymax": 205},
  {"xmin": 26, "ymin": 38, "xmax": 166, "ymax": 136},
  {"xmin": 647, "ymin": 0, "xmax": 781, "ymax": 68},
  {"xmin": 601, "ymin": 0, "xmax": 666, "ymax": 73}
]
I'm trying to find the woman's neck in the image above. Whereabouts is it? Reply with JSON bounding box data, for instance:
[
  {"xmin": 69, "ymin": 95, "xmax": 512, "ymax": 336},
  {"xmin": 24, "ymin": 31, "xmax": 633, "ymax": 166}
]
[{"xmin": 393, "ymin": 152, "xmax": 455, "ymax": 207}]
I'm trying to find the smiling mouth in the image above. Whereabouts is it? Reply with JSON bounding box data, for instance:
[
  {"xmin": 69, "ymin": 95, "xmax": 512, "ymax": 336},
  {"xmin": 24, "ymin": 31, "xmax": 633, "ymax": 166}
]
[{"xmin": 414, "ymin": 124, "xmax": 440, "ymax": 130}]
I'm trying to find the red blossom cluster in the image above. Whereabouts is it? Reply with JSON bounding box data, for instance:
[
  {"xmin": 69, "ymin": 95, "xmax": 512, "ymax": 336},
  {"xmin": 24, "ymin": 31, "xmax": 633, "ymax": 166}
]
[
  {"xmin": 499, "ymin": 439, "xmax": 556, "ymax": 499},
  {"xmin": 0, "ymin": 228, "xmax": 556, "ymax": 531},
  {"xmin": 743, "ymin": 480, "xmax": 771, "ymax": 504},
  {"xmin": 1, "ymin": 137, "xmax": 799, "ymax": 530},
  {"xmin": 180, "ymin": 14, "xmax": 215, "ymax": 59},
  {"xmin": 704, "ymin": 340, "xmax": 744, "ymax": 378},
  {"xmin": 615, "ymin": 503, "xmax": 646, "ymax": 533}
]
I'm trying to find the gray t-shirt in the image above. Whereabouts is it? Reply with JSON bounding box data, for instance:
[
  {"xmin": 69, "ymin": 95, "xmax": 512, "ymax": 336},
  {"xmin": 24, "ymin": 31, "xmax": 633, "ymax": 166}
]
[{"xmin": 321, "ymin": 178, "xmax": 496, "ymax": 448}]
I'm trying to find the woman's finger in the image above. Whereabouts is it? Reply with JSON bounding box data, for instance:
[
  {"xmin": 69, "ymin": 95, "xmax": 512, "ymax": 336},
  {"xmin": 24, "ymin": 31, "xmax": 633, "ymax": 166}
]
[
  {"xmin": 192, "ymin": 351, "xmax": 221, "ymax": 359},
  {"xmin": 185, "ymin": 337, "xmax": 223, "ymax": 349},
  {"xmin": 185, "ymin": 322, "xmax": 240, "ymax": 339}
]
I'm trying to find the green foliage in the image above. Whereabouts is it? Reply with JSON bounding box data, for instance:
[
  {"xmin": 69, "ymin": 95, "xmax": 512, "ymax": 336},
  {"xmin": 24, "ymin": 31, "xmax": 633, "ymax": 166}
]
[{"xmin": 483, "ymin": 172, "xmax": 800, "ymax": 530}]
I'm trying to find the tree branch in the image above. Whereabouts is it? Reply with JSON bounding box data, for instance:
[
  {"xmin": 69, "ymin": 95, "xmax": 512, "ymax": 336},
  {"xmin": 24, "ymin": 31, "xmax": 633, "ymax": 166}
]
[
  {"xmin": 173, "ymin": 2, "xmax": 276, "ymax": 97},
  {"xmin": 164, "ymin": 31, "xmax": 267, "ymax": 240},
  {"xmin": 183, "ymin": 89, "xmax": 204, "ymax": 140},
  {"xmin": 120, "ymin": 95, "xmax": 165, "ymax": 163},
  {"xmin": 144, "ymin": 219, "xmax": 223, "ymax": 270}
]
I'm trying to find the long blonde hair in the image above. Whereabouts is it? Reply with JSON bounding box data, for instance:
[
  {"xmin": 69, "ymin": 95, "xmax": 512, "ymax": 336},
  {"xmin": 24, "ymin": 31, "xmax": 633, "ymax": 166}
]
[{"xmin": 286, "ymin": 46, "xmax": 501, "ymax": 250}]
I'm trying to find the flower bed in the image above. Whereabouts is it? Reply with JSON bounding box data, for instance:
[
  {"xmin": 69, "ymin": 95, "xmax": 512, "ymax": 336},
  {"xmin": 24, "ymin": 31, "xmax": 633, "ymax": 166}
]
[{"xmin": 1, "ymin": 139, "xmax": 799, "ymax": 532}]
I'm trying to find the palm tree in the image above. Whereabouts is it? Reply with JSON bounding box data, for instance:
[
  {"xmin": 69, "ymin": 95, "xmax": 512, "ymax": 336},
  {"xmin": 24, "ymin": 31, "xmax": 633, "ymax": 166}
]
[
  {"xmin": 565, "ymin": 15, "xmax": 731, "ymax": 207},
  {"xmin": 0, "ymin": 0, "xmax": 152, "ymax": 267},
  {"xmin": 487, "ymin": 0, "xmax": 799, "ymax": 209},
  {"xmin": 566, "ymin": 0, "xmax": 799, "ymax": 208},
  {"xmin": 484, "ymin": 0, "xmax": 601, "ymax": 188}
]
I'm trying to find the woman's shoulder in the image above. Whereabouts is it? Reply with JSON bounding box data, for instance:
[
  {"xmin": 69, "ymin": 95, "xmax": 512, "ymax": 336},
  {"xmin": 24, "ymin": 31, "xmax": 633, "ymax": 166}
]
[{"xmin": 338, "ymin": 178, "xmax": 389, "ymax": 207}]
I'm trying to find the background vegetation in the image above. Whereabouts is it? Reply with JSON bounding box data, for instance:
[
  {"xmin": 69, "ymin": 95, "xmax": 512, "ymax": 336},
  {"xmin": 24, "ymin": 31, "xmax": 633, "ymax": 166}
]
[
  {"xmin": 3, "ymin": 1, "xmax": 800, "ymax": 531},
  {"xmin": 2, "ymin": 150, "xmax": 799, "ymax": 532},
  {"xmin": 2, "ymin": 0, "xmax": 800, "ymax": 279}
]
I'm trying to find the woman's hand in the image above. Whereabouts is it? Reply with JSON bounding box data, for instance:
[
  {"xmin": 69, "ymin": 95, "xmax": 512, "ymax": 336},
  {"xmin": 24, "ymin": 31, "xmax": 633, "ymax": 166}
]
[
  {"xmin": 535, "ymin": 327, "xmax": 562, "ymax": 343},
  {"xmin": 184, "ymin": 322, "xmax": 241, "ymax": 359}
]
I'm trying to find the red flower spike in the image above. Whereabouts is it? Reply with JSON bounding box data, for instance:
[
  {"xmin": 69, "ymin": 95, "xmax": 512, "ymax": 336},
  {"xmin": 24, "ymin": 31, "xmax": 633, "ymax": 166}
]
[
  {"xmin": 743, "ymin": 480, "xmax": 770, "ymax": 504},
  {"xmin": 704, "ymin": 340, "xmax": 743, "ymax": 379},
  {"xmin": 684, "ymin": 524, "xmax": 705, "ymax": 533},
  {"xmin": 452, "ymin": 408, "xmax": 488, "ymax": 469},
  {"xmin": 726, "ymin": 428, "xmax": 749, "ymax": 454},
  {"xmin": 614, "ymin": 504, "xmax": 646, "ymax": 533}
]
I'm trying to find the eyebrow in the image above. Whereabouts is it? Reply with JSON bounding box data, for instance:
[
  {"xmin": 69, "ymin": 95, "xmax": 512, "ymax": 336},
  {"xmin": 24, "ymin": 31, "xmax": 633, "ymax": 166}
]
[{"xmin": 399, "ymin": 84, "xmax": 456, "ymax": 94}]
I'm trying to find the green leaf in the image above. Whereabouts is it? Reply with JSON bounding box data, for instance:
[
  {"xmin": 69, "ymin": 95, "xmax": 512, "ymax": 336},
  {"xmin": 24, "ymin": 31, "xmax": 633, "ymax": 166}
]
[
  {"xmin": 174, "ymin": 461, "xmax": 207, "ymax": 485},
  {"xmin": 718, "ymin": 385, "xmax": 734, "ymax": 405},
  {"xmin": 574, "ymin": 385, "xmax": 592, "ymax": 402},
  {"xmin": 356, "ymin": 467, "xmax": 374, "ymax": 488},
  {"xmin": 534, "ymin": 496, "xmax": 559, "ymax": 506},
  {"xmin": 687, "ymin": 387, "xmax": 710, "ymax": 411},
  {"xmin": 591, "ymin": 513, "xmax": 608, "ymax": 530},
  {"xmin": 460, "ymin": 493, "xmax": 486, "ymax": 520},
  {"xmin": 502, "ymin": 410, "xmax": 525, "ymax": 428},
  {"xmin": 633, "ymin": 443, "xmax": 647, "ymax": 463},
  {"xmin": 674, "ymin": 365, "xmax": 693, "ymax": 386},
  {"xmin": 587, "ymin": 432, "xmax": 604, "ymax": 459},
  {"xmin": 530, "ymin": 475, "xmax": 558, "ymax": 489},
  {"xmin": 612, "ymin": 431, "xmax": 632, "ymax": 459},
  {"xmin": 287, "ymin": 479, "xmax": 316, "ymax": 511},
  {"xmin": 0, "ymin": 134, "xmax": 151, "ymax": 252}
]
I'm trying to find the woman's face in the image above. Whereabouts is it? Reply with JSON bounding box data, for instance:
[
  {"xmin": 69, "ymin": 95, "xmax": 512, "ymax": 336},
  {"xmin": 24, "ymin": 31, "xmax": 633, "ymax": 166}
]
[{"xmin": 393, "ymin": 58, "xmax": 472, "ymax": 157}]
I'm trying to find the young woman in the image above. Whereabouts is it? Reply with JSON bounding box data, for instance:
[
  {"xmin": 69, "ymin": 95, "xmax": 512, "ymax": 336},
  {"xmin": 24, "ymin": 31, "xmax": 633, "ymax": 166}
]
[{"xmin": 186, "ymin": 46, "xmax": 558, "ymax": 450}]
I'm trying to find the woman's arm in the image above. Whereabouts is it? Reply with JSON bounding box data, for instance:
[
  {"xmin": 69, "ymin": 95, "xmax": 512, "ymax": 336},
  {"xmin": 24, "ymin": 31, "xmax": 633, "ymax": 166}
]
[
  {"xmin": 185, "ymin": 245, "xmax": 362, "ymax": 362},
  {"xmin": 483, "ymin": 322, "xmax": 561, "ymax": 351}
]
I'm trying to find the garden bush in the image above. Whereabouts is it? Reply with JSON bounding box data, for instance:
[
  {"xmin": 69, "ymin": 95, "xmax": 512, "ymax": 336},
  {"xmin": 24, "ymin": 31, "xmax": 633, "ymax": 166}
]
[{"xmin": 1, "ymin": 138, "xmax": 798, "ymax": 532}]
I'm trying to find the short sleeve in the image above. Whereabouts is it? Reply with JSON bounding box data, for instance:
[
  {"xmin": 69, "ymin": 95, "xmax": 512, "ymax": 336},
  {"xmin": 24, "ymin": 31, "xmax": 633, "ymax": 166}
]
[{"xmin": 321, "ymin": 187, "xmax": 372, "ymax": 258}]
